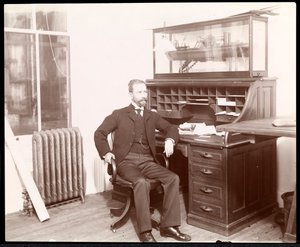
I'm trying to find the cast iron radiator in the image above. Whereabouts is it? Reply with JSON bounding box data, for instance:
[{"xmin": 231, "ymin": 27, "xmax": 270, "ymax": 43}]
[{"xmin": 32, "ymin": 127, "xmax": 85, "ymax": 207}]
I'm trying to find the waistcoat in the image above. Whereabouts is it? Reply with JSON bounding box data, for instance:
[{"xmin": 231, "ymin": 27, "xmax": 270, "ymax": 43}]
[{"xmin": 130, "ymin": 114, "xmax": 151, "ymax": 154}]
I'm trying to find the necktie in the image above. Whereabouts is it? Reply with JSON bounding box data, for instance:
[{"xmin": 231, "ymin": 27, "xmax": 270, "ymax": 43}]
[{"xmin": 136, "ymin": 108, "xmax": 142, "ymax": 116}]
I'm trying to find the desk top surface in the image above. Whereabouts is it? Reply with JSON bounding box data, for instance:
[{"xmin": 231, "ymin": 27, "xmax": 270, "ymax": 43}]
[{"xmin": 216, "ymin": 117, "xmax": 296, "ymax": 138}]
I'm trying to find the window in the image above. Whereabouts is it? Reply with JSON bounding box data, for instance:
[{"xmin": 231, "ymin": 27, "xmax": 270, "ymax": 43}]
[{"xmin": 4, "ymin": 4, "xmax": 70, "ymax": 135}]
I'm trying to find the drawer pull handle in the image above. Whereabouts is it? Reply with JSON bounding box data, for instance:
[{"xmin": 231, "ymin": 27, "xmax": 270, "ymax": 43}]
[
  {"xmin": 200, "ymin": 187, "xmax": 213, "ymax": 193},
  {"xmin": 200, "ymin": 168, "xmax": 213, "ymax": 175},
  {"xmin": 199, "ymin": 152, "xmax": 213, "ymax": 159},
  {"xmin": 200, "ymin": 205, "xmax": 213, "ymax": 212}
]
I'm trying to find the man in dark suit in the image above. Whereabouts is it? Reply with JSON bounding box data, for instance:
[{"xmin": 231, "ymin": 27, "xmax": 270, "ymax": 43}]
[{"xmin": 94, "ymin": 79, "xmax": 191, "ymax": 242}]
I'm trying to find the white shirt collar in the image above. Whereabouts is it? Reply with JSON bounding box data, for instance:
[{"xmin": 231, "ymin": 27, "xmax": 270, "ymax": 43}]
[{"xmin": 131, "ymin": 102, "xmax": 144, "ymax": 110}]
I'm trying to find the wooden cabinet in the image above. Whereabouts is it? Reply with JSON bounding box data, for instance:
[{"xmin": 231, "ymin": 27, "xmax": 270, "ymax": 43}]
[
  {"xmin": 187, "ymin": 138, "xmax": 277, "ymax": 236},
  {"xmin": 188, "ymin": 145, "xmax": 226, "ymax": 224},
  {"xmin": 146, "ymin": 77, "xmax": 277, "ymax": 236},
  {"xmin": 227, "ymin": 138, "xmax": 277, "ymax": 226},
  {"xmin": 147, "ymin": 14, "xmax": 278, "ymax": 236}
]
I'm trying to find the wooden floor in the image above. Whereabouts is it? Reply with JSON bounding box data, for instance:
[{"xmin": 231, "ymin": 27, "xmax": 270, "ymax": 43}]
[{"xmin": 5, "ymin": 190, "xmax": 285, "ymax": 243}]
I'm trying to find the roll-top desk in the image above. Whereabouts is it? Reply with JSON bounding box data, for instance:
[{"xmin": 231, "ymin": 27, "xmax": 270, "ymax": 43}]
[{"xmin": 146, "ymin": 14, "xmax": 278, "ymax": 236}]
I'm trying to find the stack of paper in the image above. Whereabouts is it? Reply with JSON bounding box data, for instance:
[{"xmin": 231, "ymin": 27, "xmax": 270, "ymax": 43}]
[
  {"xmin": 179, "ymin": 122, "xmax": 218, "ymax": 136},
  {"xmin": 194, "ymin": 123, "xmax": 217, "ymax": 135}
]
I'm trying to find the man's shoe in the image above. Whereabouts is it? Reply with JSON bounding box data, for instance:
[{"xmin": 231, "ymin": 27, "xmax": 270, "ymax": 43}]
[
  {"xmin": 160, "ymin": 226, "xmax": 191, "ymax": 241},
  {"xmin": 139, "ymin": 231, "xmax": 156, "ymax": 242}
]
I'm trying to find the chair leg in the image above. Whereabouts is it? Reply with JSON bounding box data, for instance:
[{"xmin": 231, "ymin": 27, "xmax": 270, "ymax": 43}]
[
  {"xmin": 110, "ymin": 204, "xmax": 126, "ymax": 217},
  {"xmin": 110, "ymin": 196, "xmax": 132, "ymax": 232},
  {"xmin": 151, "ymin": 218, "xmax": 160, "ymax": 231},
  {"xmin": 149, "ymin": 206, "xmax": 160, "ymax": 230},
  {"xmin": 149, "ymin": 206, "xmax": 155, "ymax": 214}
]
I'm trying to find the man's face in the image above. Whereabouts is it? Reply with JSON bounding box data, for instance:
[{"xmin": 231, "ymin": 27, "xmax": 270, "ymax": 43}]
[{"xmin": 130, "ymin": 83, "xmax": 148, "ymax": 107}]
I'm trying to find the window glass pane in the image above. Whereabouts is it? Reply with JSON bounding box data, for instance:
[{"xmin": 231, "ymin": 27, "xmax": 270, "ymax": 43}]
[
  {"xmin": 5, "ymin": 32, "xmax": 38, "ymax": 135},
  {"xmin": 36, "ymin": 8, "xmax": 67, "ymax": 32},
  {"xmin": 39, "ymin": 34, "xmax": 70, "ymax": 130},
  {"xmin": 4, "ymin": 5, "xmax": 32, "ymax": 29}
]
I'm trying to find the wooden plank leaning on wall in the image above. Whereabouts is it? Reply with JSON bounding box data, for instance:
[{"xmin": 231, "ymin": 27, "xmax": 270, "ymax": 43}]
[{"xmin": 5, "ymin": 117, "xmax": 50, "ymax": 222}]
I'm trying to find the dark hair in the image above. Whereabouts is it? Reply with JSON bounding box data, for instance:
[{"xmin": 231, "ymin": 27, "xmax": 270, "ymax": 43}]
[{"xmin": 128, "ymin": 79, "xmax": 145, "ymax": 92}]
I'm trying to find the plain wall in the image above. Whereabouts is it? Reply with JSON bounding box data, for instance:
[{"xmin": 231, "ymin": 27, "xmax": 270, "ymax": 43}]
[{"xmin": 5, "ymin": 3, "xmax": 296, "ymax": 214}]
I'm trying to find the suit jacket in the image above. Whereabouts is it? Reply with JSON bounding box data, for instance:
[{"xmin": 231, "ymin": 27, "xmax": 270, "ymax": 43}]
[{"xmin": 94, "ymin": 104, "xmax": 179, "ymax": 164}]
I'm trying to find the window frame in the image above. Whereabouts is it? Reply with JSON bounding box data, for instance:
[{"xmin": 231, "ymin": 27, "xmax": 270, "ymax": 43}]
[{"xmin": 4, "ymin": 5, "xmax": 71, "ymax": 135}]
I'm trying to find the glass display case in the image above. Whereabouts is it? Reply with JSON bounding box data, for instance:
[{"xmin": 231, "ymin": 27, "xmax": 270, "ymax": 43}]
[{"xmin": 153, "ymin": 14, "xmax": 268, "ymax": 79}]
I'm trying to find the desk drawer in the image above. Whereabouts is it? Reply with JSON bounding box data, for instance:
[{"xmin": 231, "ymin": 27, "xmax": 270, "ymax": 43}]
[
  {"xmin": 191, "ymin": 163, "xmax": 223, "ymax": 181},
  {"xmin": 190, "ymin": 146, "xmax": 223, "ymax": 165},
  {"xmin": 192, "ymin": 181, "xmax": 224, "ymax": 202},
  {"xmin": 191, "ymin": 198, "xmax": 224, "ymax": 221}
]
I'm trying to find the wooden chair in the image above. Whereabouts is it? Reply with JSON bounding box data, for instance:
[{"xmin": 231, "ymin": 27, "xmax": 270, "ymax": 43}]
[{"xmin": 106, "ymin": 134, "xmax": 169, "ymax": 232}]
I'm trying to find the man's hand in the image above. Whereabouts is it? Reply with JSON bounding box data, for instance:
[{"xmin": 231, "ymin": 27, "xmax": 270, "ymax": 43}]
[
  {"xmin": 164, "ymin": 139, "xmax": 174, "ymax": 157},
  {"xmin": 104, "ymin": 152, "xmax": 115, "ymax": 164}
]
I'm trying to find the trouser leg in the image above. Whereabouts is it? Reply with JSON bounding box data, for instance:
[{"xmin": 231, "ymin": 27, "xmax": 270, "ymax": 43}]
[
  {"xmin": 117, "ymin": 153, "xmax": 181, "ymax": 232},
  {"xmin": 132, "ymin": 178, "xmax": 152, "ymax": 233},
  {"xmin": 117, "ymin": 153, "xmax": 152, "ymax": 233},
  {"xmin": 139, "ymin": 159, "xmax": 181, "ymax": 228},
  {"xmin": 160, "ymin": 173, "xmax": 181, "ymax": 228}
]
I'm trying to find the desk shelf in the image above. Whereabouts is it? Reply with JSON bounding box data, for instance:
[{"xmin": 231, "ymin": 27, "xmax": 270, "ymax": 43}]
[
  {"xmin": 146, "ymin": 78, "xmax": 276, "ymax": 125},
  {"xmin": 149, "ymin": 85, "xmax": 248, "ymax": 121}
]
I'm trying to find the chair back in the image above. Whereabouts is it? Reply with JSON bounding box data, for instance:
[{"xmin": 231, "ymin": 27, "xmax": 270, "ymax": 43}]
[
  {"xmin": 107, "ymin": 132, "xmax": 116, "ymax": 177},
  {"xmin": 108, "ymin": 132, "xmax": 115, "ymax": 150}
]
